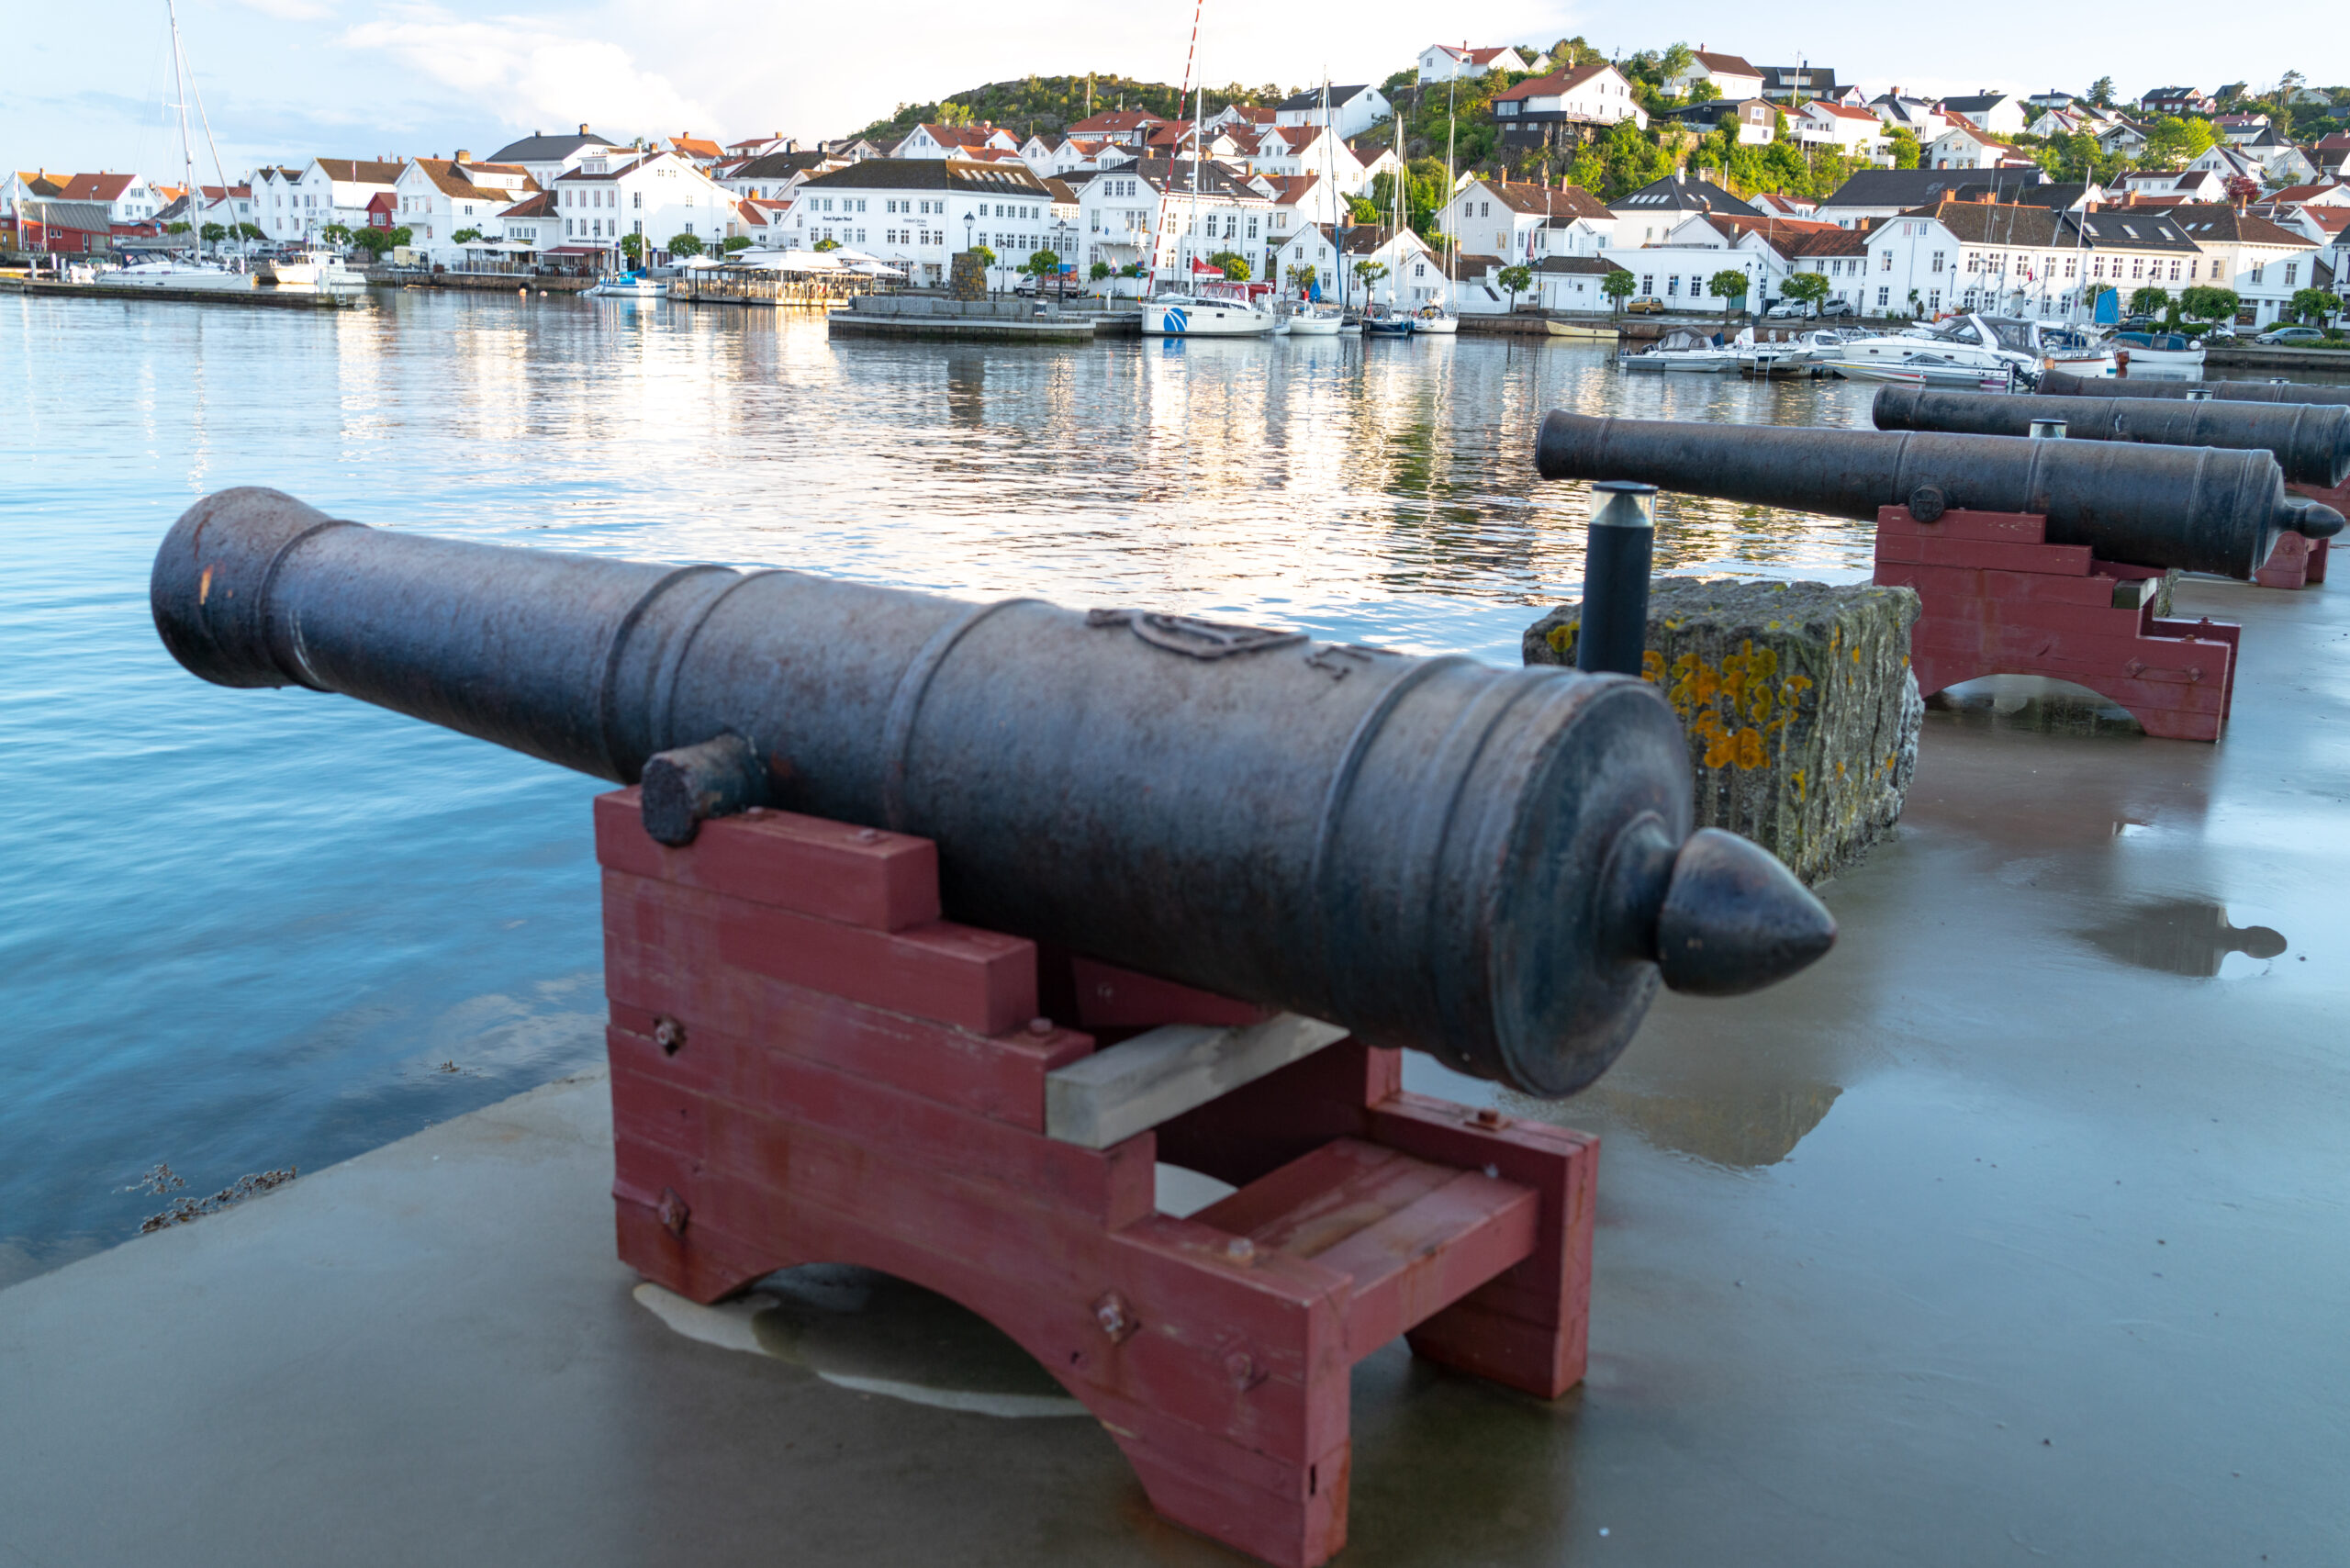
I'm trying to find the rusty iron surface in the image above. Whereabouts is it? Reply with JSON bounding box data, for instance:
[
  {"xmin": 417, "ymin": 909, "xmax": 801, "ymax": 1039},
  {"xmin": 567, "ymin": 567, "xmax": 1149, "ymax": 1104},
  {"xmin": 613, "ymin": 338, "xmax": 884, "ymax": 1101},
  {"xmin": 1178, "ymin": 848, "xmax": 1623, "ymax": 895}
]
[{"xmin": 1871, "ymin": 384, "xmax": 2350, "ymax": 489}]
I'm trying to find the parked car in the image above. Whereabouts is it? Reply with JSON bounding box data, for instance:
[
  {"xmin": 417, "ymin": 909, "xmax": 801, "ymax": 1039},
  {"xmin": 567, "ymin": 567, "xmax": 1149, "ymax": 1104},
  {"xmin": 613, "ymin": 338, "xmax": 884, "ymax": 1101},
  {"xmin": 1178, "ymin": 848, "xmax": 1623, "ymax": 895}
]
[
  {"xmin": 1624, "ymin": 296, "xmax": 1666, "ymax": 315},
  {"xmin": 2118, "ymin": 314, "xmax": 2165, "ymax": 331},
  {"xmin": 2254, "ymin": 324, "xmax": 2331, "ymax": 345},
  {"xmin": 1817, "ymin": 299, "xmax": 1857, "ymax": 319},
  {"xmin": 1760, "ymin": 298, "xmax": 1808, "ymax": 319}
]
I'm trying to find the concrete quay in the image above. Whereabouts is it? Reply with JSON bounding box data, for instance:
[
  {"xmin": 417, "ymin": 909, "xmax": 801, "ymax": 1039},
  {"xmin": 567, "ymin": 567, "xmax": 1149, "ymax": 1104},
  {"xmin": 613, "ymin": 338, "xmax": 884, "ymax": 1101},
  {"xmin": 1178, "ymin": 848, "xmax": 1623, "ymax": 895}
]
[
  {"xmin": 2, "ymin": 575, "xmax": 2344, "ymax": 1566},
  {"xmin": 0, "ymin": 276, "xmax": 368, "ymax": 309},
  {"xmin": 828, "ymin": 294, "xmax": 1101, "ymax": 342}
]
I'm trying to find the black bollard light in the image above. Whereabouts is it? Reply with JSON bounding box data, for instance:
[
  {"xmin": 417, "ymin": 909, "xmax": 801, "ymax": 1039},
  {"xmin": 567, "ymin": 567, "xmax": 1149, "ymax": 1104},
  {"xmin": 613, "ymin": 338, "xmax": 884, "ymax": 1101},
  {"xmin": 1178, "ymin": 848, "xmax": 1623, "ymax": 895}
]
[{"xmin": 1576, "ymin": 481, "xmax": 1656, "ymax": 677}]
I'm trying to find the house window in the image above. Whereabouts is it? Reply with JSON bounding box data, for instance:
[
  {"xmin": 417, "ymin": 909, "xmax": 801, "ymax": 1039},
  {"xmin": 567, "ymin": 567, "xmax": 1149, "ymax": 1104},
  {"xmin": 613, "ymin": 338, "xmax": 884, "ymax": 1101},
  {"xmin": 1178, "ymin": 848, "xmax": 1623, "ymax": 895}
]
[
  {"xmin": 2252, "ymin": 263, "xmax": 2265, "ymax": 284},
  {"xmin": 2286, "ymin": 263, "xmax": 2298, "ymax": 285},
  {"xmin": 1880, "ymin": 251, "xmax": 1892, "ymax": 271},
  {"xmin": 1640, "ymin": 274, "xmax": 1652, "ymax": 293},
  {"xmin": 1930, "ymin": 251, "xmax": 1944, "ymax": 274},
  {"xmin": 1877, "ymin": 286, "xmax": 1889, "ymax": 308}
]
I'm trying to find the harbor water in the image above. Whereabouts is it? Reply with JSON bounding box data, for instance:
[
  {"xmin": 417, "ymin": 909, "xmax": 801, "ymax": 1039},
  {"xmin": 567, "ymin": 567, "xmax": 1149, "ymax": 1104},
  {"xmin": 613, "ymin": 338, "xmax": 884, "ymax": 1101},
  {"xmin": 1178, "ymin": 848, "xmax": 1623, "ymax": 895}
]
[{"xmin": 0, "ymin": 289, "xmax": 2149, "ymax": 1281}]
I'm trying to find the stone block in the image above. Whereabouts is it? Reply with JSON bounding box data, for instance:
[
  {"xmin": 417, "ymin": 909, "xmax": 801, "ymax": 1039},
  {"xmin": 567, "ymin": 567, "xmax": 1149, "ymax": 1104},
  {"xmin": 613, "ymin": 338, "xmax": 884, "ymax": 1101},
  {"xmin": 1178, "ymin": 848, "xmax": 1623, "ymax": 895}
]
[
  {"xmin": 1525, "ymin": 578, "xmax": 1922, "ymax": 884},
  {"xmin": 949, "ymin": 252, "xmax": 987, "ymax": 301}
]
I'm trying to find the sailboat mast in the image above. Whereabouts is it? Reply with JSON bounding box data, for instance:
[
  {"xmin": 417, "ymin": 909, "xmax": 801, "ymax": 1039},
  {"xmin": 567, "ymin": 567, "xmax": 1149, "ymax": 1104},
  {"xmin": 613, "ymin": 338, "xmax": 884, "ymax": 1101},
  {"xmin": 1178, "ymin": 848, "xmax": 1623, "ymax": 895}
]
[{"xmin": 166, "ymin": 0, "xmax": 196, "ymax": 254}]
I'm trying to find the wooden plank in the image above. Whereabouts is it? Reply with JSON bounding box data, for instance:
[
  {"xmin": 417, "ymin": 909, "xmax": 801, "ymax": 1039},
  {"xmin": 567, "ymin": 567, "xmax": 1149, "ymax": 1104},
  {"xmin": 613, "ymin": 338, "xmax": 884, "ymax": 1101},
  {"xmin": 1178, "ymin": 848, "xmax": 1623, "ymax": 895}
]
[
  {"xmin": 1046, "ymin": 1013, "xmax": 1350, "ymax": 1150},
  {"xmin": 594, "ymin": 789, "xmax": 939, "ymax": 931},
  {"xmin": 1069, "ymin": 956, "xmax": 1270, "ymax": 1029},
  {"xmin": 1323, "ymin": 1171, "xmax": 1538, "ymax": 1361},
  {"xmin": 605, "ymin": 869, "xmax": 1037, "ymax": 1036},
  {"xmin": 1874, "ymin": 533, "xmax": 2095, "ymax": 576},
  {"xmin": 1877, "ymin": 505, "xmax": 2048, "ymax": 543}
]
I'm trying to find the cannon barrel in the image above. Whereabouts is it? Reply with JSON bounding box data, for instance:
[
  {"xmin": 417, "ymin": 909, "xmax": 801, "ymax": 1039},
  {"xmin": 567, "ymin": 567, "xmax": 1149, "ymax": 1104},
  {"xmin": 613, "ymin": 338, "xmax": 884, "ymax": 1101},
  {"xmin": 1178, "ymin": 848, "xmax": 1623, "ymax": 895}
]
[
  {"xmin": 1533, "ymin": 411, "xmax": 2341, "ymax": 579},
  {"xmin": 2040, "ymin": 368, "xmax": 2350, "ymax": 408},
  {"xmin": 151, "ymin": 487, "xmax": 1837, "ymax": 1100},
  {"xmin": 1871, "ymin": 385, "xmax": 2350, "ymax": 488}
]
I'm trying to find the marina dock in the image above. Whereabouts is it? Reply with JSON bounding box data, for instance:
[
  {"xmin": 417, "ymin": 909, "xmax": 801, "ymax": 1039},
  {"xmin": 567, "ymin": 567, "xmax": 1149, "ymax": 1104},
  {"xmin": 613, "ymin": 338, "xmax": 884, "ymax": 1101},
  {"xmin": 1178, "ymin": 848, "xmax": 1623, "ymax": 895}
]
[{"xmin": 1, "ymin": 276, "xmax": 369, "ymax": 309}]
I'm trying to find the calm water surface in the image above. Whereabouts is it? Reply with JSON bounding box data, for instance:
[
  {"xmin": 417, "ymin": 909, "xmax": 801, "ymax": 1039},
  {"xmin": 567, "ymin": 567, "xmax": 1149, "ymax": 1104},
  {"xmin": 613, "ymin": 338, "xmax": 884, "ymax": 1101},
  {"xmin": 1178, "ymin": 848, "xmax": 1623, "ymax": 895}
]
[{"xmin": 2, "ymin": 290, "xmax": 1888, "ymax": 1281}]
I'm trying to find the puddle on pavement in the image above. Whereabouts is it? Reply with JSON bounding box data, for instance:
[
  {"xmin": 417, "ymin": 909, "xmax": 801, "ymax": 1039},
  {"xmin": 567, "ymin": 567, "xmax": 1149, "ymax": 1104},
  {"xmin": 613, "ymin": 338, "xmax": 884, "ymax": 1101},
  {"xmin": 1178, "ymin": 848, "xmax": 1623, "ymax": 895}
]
[
  {"xmin": 1569, "ymin": 1081, "xmax": 1842, "ymax": 1169},
  {"xmin": 2078, "ymin": 898, "xmax": 2288, "ymax": 978},
  {"xmin": 1930, "ymin": 677, "xmax": 2149, "ymax": 737},
  {"xmin": 632, "ymin": 1164, "xmax": 1239, "ymax": 1418}
]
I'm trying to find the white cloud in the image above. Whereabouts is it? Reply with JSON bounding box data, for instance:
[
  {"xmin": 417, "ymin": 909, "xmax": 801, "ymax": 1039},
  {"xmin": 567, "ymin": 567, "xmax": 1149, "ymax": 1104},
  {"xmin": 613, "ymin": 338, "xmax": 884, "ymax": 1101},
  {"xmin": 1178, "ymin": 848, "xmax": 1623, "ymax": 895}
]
[
  {"xmin": 231, "ymin": 0, "xmax": 336, "ymax": 21},
  {"xmin": 341, "ymin": 6, "xmax": 709, "ymax": 140}
]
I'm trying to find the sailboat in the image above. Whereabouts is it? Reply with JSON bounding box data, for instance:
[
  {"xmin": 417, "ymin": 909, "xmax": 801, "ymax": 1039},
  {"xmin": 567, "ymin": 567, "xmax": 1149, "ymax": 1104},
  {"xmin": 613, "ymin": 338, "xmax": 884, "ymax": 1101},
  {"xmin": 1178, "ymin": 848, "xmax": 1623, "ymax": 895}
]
[
  {"xmin": 1281, "ymin": 78, "xmax": 1346, "ymax": 334},
  {"xmin": 113, "ymin": 0, "xmax": 249, "ymax": 291},
  {"xmin": 1138, "ymin": 20, "xmax": 1276, "ymax": 339},
  {"xmin": 1414, "ymin": 67, "xmax": 1460, "ymax": 335},
  {"xmin": 1359, "ymin": 102, "xmax": 1417, "ymax": 337}
]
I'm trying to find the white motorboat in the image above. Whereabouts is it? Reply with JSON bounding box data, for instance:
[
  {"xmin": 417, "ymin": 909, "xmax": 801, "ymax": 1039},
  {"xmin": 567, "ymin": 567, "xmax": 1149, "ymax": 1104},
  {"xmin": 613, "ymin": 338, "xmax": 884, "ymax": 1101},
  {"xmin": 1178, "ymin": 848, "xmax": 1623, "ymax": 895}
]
[
  {"xmin": 1284, "ymin": 308, "xmax": 1345, "ymax": 336},
  {"xmin": 1620, "ymin": 327, "xmax": 1739, "ymax": 372},
  {"xmin": 586, "ymin": 272, "xmax": 670, "ymax": 299},
  {"xmin": 108, "ymin": 257, "xmax": 252, "ymax": 292},
  {"xmin": 2109, "ymin": 330, "xmax": 2206, "ymax": 378},
  {"xmin": 1140, "ymin": 282, "xmax": 1277, "ymax": 337},
  {"xmin": 2035, "ymin": 323, "xmax": 2116, "ymax": 378},
  {"xmin": 259, "ymin": 249, "xmax": 367, "ymax": 289},
  {"xmin": 1413, "ymin": 304, "xmax": 1459, "ymax": 335},
  {"xmin": 1819, "ymin": 313, "xmax": 2038, "ymax": 387}
]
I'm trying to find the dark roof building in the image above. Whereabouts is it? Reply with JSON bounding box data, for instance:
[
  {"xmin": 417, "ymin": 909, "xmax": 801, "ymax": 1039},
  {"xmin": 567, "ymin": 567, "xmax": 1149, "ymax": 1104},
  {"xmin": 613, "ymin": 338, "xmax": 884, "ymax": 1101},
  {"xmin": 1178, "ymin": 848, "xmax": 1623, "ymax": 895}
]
[
  {"xmin": 1757, "ymin": 64, "xmax": 1841, "ymax": 102},
  {"xmin": 798, "ymin": 157, "xmax": 1051, "ymax": 198},
  {"xmin": 1608, "ymin": 173, "xmax": 1762, "ymax": 220},
  {"xmin": 487, "ymin": 129, "xmax": 622, "ymax": 164},
  {"xmin": 1818, "ymin": 166, "xmax": 2048, "ymax": 221}
]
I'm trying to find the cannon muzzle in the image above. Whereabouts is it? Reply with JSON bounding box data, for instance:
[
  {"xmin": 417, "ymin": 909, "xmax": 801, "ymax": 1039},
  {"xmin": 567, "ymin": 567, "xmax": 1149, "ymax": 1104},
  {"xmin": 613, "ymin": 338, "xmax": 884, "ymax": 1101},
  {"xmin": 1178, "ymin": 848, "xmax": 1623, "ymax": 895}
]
[
  {"xmin": 2040, "ymin": 368, "xmax": 2350, "ymax": 408},
  {"xmin": 152, "ymin": 487, "xmax": 1836, "ymax": 1100},
  {"xmin": 1533, "ymin": 411, "xmax": 2339, "ymax": 577},
  {"xmin": 1872, "ymin": 385, "xmax": 2350, "ymax": 490}
]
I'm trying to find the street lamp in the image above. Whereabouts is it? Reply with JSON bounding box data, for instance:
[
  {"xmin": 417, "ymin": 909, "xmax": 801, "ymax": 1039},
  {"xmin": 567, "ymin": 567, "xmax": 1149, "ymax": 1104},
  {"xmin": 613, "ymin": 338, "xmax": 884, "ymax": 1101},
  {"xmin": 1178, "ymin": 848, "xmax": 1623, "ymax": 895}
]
[
  {"xmin": 964, "ymin": 210, "xmax": 975, "ymax": 293},
  {"xmin": 1055, "ymin": 218, "xmax": 1069, "ymax": 303}
]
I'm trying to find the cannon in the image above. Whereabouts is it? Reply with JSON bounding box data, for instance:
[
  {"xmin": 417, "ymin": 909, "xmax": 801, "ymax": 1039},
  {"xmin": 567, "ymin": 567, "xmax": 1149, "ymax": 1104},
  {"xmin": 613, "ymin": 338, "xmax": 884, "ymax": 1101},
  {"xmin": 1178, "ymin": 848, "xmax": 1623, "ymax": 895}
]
[
  {"xmin": 1534, "ymin": 410, "xmax": 2342, "ymax": 580},
  {"xmin": 1871, "ymin": 385, "xmax": 2350, "ymax": 489},
  {"xmin": 151, "ymin": 487, "xmax": 1836, "ymax": 1101},
  {"xmin": 2040, "ymin": 367, "xmax": 2350, "ymax": 407}
]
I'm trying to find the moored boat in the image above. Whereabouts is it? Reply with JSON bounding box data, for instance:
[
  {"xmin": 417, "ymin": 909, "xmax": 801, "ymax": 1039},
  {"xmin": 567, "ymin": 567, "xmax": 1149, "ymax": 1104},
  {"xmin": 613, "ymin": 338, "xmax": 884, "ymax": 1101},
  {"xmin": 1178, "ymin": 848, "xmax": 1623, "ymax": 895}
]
[
  {"xmin": 1413, "ymin": 304, "xmax": 1458, "ymax": 335},
  {"xmin": 1139, "ymin": 286, "xmax": 1277, "ymax": 337},
  {"xmin": 1284, "ymin": 308, "xmax": 1345, "ymax": 336},
  {"xmin": 586, "ymin": 272, "xmax": 670, "ymax": 299},
  {"xmin": 108, "ymin": 258, "xmax": 252, "ymax": 292},
  {"xmin": 2110, "ymin": 330, "xmax": 2206, "ymax": 378},
  {"xmin": 1619, "ymin": 327, "xmax": 1738, "ymax": 372}
]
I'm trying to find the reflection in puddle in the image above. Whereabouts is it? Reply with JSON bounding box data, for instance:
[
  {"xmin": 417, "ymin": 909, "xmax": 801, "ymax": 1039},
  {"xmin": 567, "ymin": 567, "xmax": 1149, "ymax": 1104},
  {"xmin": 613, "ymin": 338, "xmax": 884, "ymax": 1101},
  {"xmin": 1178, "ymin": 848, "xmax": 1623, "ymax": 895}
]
[
  {"xmin": 1929, "ymin": 678, "xmax": 2148, "ymax": 737},
  {"xmin": 1572, "ymin": 1081, "xmax": 1841, "ymax": 1169},
  {"xmin": 634, "ymin": 1269, "xmax": 1087, "ymax": 1419},
  {"xmin": 2080, "ymin": 900, "xmax": 2288, "ymax": 978},
  {"xmin": 632, "ymin": 1167, "xmax": 1243, "ymax": 1419}
]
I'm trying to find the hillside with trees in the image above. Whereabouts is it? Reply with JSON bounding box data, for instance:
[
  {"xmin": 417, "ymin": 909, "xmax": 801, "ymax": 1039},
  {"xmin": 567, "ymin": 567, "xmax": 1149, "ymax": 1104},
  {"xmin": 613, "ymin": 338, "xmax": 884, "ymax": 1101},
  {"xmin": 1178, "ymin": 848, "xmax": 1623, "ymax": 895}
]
[{"xmin": 855, "ymin": 73, "xmax": 1292, "ymax": 146}]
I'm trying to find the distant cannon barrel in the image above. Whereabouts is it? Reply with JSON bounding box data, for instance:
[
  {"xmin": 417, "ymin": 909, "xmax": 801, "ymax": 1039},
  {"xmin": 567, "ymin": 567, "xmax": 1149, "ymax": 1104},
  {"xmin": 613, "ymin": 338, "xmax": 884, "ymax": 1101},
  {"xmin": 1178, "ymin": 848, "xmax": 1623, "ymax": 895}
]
[
  {"xmin": 1871, "ymin": 385, "xmax": 2350, "ymax": 488},
  {"xmin": 2040, "ymin": 367, "xmax": 2350, "ymax": 408},
  {"xmin": 151, "ymin": 488, "xmax": 1837, "ymax": 1100},
  {"xmin": 1533, "ymin": 411, "xmax": 2341, "ymax": 579}
]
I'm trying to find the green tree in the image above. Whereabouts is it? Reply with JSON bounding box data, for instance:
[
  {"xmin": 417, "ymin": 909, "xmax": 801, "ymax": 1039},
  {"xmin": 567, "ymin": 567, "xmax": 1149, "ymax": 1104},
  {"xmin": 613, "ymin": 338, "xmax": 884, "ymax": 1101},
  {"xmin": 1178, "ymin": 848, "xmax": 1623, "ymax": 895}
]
[
  {"xmin": 1887, "ymin": 127, "xmax": 1921, "ymax": 169},
  {"xmin": 1707, "ymin": 268, "xmax": 1751, "ymax": 319},
  {"xmin": 386, "ymin": 226, "xmax": 412, "ymax": 248},
  {"xmin": 812, "ymin": 235, "xmax": 840, "ymax": 252},
  {"xmin": 1285, "ymin": 263, "xmax": 1317, "ymax": 295},
  {"xmin": 1497, "ymin": 263, "xmax": 1533, "ymax": 310},
  {"xmin": 451, "ymin": 227, "xmax": 482, "ymax": 245},
  {"xmin": 1206, "ymin": 250, "xmax": 1249, "ymax": 280},
  {"xmin": 1686, "ymin": 78, "xmax": 1721, "ymax": 106},
  {"xmin": 2087, "ymin": 76, "xmax": 2116, "ymax": 106},
  {"xmin": 199, "ymin": 222, "xmax": 226, "ymax": 243},
  {"xmin": 1353, "ymin": 259, "xmax": 1390, "ymax": 298},
  {"xmin": 1601, "ymin": 268, "xmax": 1636, "ymax": 313},
  {"xmin": 2128, "ymin": 285, "xmax": 2171, "ymax": 318},
  {"xmin": 722, "ymin": 234, "xmax": 752, "ymax": 252},
  {"xmin": 351, "ymin": 228, "xmax": 394, "ymax": 259},
  {"xmin": 1657, "ymin": 42, "xmax": 1695, "ymax": 91},
  {"xmin": 666, "ymin": 232, "xmax": 703, "ymax": 257},
  {"xmin": 1781, "ymin": 271, "xmax": 1831, "ymax": 313},
  {"xmin": 319, "ymin": 222, "xmax": 352, "ymax": 246},
  {"xmin": 620, "ymin": 232, "xmax": 644, "ymax": 262},
  {"xmin": 1026, "ymin": 248, "xmax": 1064, "ymax": 290},
  {"xmin": 165, "ymin": 221, "xmax": 191, "ymax": 235},
  {"xmin": 2142, "ymin": 115, "xmax": 2217, "ymax": 169},
  {"xmin": 2177, "ymin": 284, "xmax": 2237, "ymax": 324},
  {"xmin": 235, "ymin": 221, "xmax": 265, "ymax": 241},
  {"xmin": 1119, "ymin": 262, "xmax": 1144, "ymax": 279},
  {"xmin": 2288, "ymin": 286, "xmax": 2340, "ymax": 327},
  {"xmin": 1346, "ymin": 196, "xmax": 1380, "ymax": 224}
]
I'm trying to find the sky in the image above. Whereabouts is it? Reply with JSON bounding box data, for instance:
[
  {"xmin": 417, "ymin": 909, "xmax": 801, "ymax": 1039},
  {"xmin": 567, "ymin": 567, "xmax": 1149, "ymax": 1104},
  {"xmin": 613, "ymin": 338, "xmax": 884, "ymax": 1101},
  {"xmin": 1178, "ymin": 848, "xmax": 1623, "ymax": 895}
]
[{"xmin": 3, "ymin": 0, "xmax": 2342, "ymax": 181}]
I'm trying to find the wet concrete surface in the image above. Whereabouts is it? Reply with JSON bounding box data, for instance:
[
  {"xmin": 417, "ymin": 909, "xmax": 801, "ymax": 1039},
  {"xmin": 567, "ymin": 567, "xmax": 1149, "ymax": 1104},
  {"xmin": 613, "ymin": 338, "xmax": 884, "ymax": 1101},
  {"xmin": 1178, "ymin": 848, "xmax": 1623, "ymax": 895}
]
[{"xmin": 4, "ymin": 572, "xmax": 2345, "ymax": 1567}]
